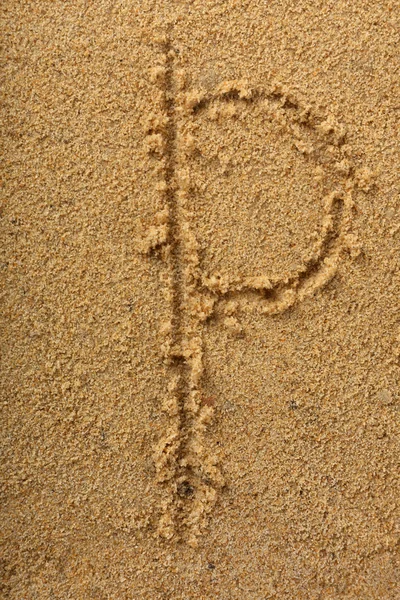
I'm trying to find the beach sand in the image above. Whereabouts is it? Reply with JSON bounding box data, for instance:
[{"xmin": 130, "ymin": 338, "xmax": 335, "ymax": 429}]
[{"xmin": 1, "ymin": 1, "xmax": 399, "ymax": 598}]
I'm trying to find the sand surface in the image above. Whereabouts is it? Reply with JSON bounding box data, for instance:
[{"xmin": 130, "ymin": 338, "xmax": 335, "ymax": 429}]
[{"xmin": 1, "ymin": 1, "xmax": 399, "ymax": 598}]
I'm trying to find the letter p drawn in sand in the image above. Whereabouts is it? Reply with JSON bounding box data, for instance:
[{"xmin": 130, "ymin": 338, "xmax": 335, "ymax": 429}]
[{"xmin": 140, "ymin": 39, "xmax": 362, "ymax": 546}]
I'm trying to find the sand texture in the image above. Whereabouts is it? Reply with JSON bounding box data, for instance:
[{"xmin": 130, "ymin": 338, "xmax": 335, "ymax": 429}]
[{"xmin": 1, "ymin": 1, "xmax": 399, "ymax": 598}]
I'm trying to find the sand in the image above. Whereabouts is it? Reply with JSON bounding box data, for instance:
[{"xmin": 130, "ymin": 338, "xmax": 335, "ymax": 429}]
[{"xmin": 1, "ymin": 1, "xmax": 399, "ymax": 598}]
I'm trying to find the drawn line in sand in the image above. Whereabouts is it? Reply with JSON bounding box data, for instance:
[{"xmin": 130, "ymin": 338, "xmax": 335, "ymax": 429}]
[{"xmin": 142, "ymin": 40, "xmax": 365, "ymax": 546}]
